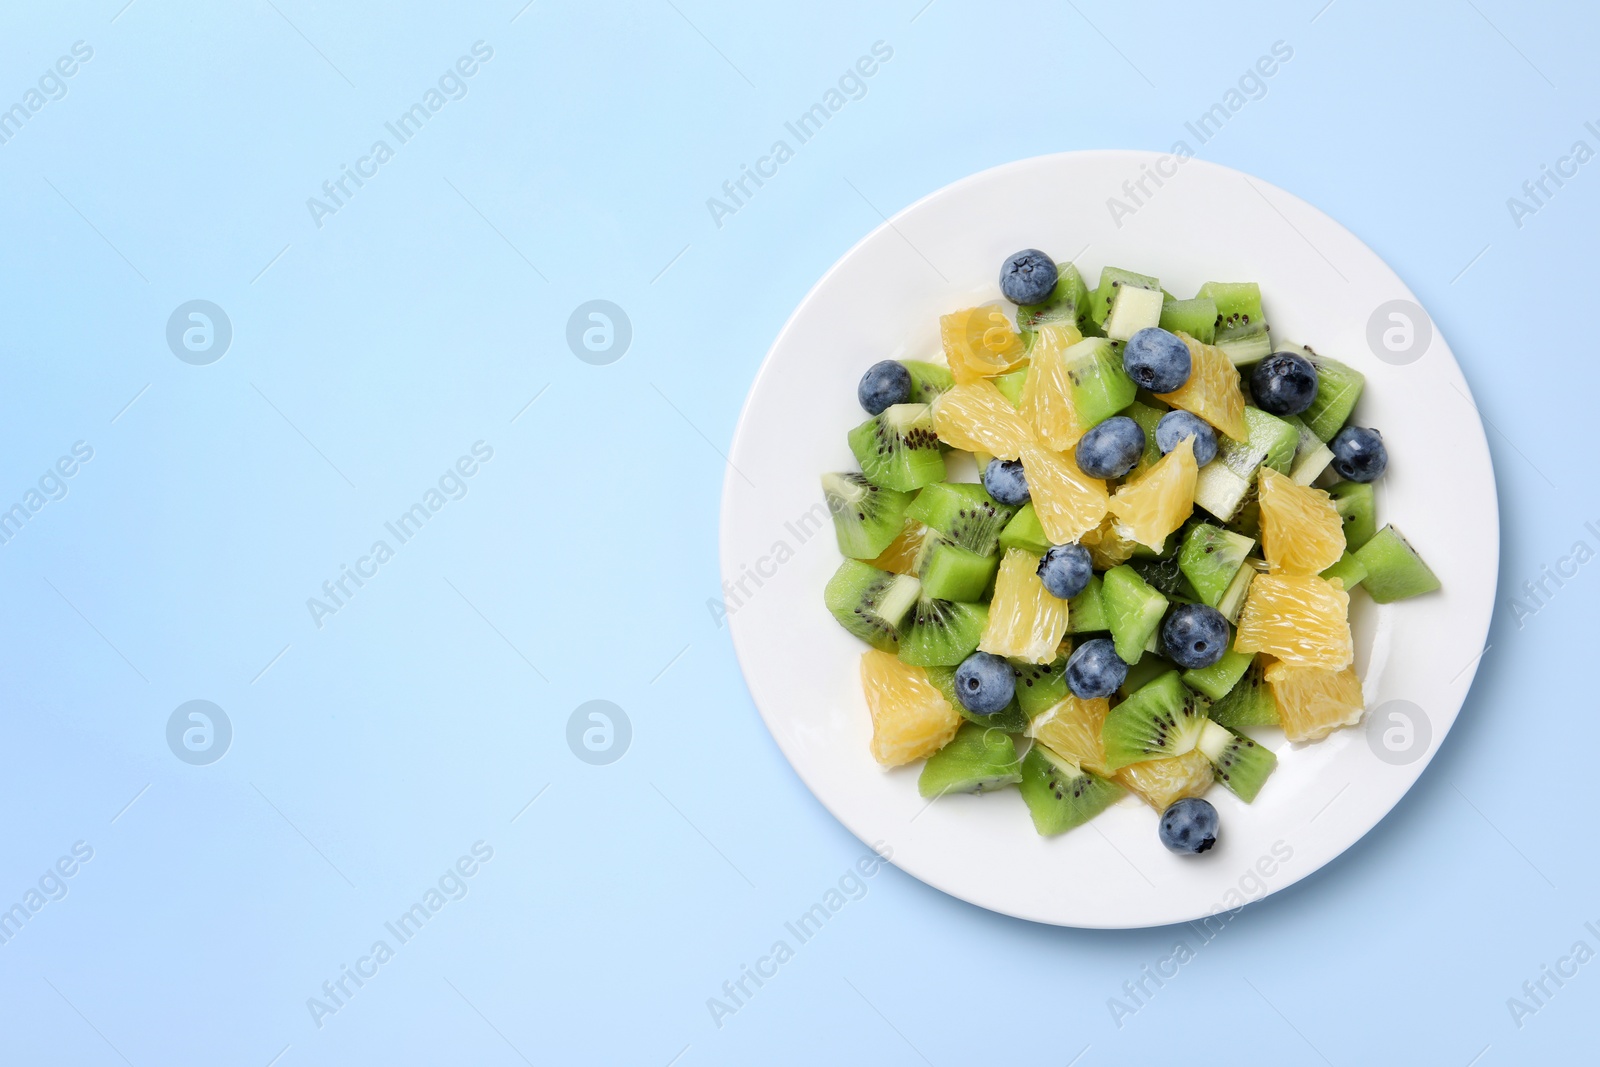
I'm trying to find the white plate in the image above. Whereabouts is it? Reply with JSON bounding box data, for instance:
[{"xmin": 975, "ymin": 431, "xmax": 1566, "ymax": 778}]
[{"xmin": 719, "ymin": 151, "xmax": 1497, "ymax": 929}]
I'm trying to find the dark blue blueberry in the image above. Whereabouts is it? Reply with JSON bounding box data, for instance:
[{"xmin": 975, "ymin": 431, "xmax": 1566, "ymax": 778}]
[
  {"xmin": 1155, "ymin": 410, "xmax": 1218, "ymax": 466},
  {"xmin": 999, "ymin": 250, "xmax": 1058, "ymax": 305},
  {"xmin": 1065, "ymin": 638, "xmax": 1128, "ymax": 700},
  {"xmin": 1123, "ymin": 327, "xmax": 1192, "ymax": 393},
  {"xmin": 953, "ymin": 651, "xmax": 1015, "ymax": 715},
  {"xmin": 1159, "ymin": 797, "xmax": 1219, "ymax": 854},
  {"xmin": 1250, "ymin": 352, "xmax": 1319, "ymax": 416},
  {"xmin": 1329, "ymin": 426, "xmax": 1387, "ymax": 483},
  {"xmin": 1037, "ymin": 543, "xmax": 1092, "ymax": 600},
  {"xmin": 1074, "ymin": 416, "xmax": 1145, "ymax": 479},
  {"xmin": 857, "ymin": 360, "xmax": 912, "ymax": 415},
  {"xmin": 983, "ymin": 458, "xmax": 1030, "ymax": 506},
  {"xmin": 1160, "ymin": 603, "xmax": 1229, "ymax": 670}
]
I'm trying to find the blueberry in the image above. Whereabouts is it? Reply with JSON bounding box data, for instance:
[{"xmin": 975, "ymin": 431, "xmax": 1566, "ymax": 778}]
[
  {"xmin": 983, "ymin": 458, "xmax": 1030, "ymax": 506},
  {"xmin": 1329, "ymin": 426, "xmax": 1387, "ymax": 483},
  {"xmin": 857, "ymin": 360, "xmax": 912, "ymax": 415},
  {"xmin": 1161, "ymin": 603, "xmax": 1229, "ymax": 669},
  {"xmin": 1065, "ymin": 638, "xmax": 1128, "ymax": 700},
  {"xmin": 1250, "ymin": 352, "xmax": 1318, "ymax": 416},
  {"xmin": 1155, "ymin": 410, "xmax": 1218, "ymax": 466},
  {"xmin": 1037, "ymin": 543, "xmax": 1092, "ymax": 600},
  {"xmin": 1159, "ymin": 797, "xmax": 1219, "ymax": 854},
  {"xmin": 1123, "ymin": 327, "xmax": 1192, "ymax": 393},
  {"xmin": 1074, "ymin": 416, "xmax": 1145, "ymax": 479},
  {"xmin": 953, "ymin": 651, "xmax": 1015, "ymax": 715},
  {"xmin": 999, "ymin": 249, "xmax": 1058, "ymax": 305}
]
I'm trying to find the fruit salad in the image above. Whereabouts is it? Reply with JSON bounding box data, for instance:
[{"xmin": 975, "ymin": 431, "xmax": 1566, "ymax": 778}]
[{"xmin": 823, "ymin": 251, "xmax": 1440, "ymax": 855}]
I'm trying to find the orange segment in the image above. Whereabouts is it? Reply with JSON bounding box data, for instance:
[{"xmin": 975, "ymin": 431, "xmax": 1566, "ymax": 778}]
[
  {"xmin": 940, "ymin": 305, "xmax": 1028, "ymax": 384},
  {"xmin": 979, "ymin": 548, "xmax": 1070, "ymax": 663},
  {"xmin": 1020, "ymin": 441, "xmax": 1110, "ymax": 544},
  {"xmin": 1258, "ymin": 467, "xmax": 1346, "ymax": 575},
  {"xmin": 931, "ymin": 381, "xmax": 1034, "ymax": 460},
  {"xmin": 1019, "ymin": 324, "xmax": 1085, "ymax": 450},
  {"xmin": 1028, "ymin": 694, "xmax": 1112, "ymax": 777},
  {"xmin": 1080, "ymin": 514, "xmax": 1140, "ymax": 569},
  {"xmin": 1264, "ymin": 659, "xmax": 1365, "ymax": 742},
  {"xmin": 1114, "ymin": 749, "xmax": 1214, "ymax": 810},
  {"xmin": 1157, "ymin": 333, "xmax": 1249, "ymax": 441},
  {"xmin": 1234, "ymin": 573, "xmax": 1353, "ymax": 669},
  {"xmin": 859, "ymin": 650, "xmax": 961, "ymax": 766},
  {"xmin": 1107, "ymin": 437, "xmax": 1198, "ymax": 549},
  {"xmin": 867, "ymin": 519, "xmax": 929, "ymax": 576}
]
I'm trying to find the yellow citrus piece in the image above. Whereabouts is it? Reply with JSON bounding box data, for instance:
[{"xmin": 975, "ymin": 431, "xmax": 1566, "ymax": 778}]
[
  {"xmin": 1107, "ymin": 437, "xmax": 1197, "ymax": 549},
  {"xmin": 1114, "ymin": 749, "xmax": 1214, "ymax": 811},
  {"xmin": 1157, "ymin": 333, "xmax": 1249, "ymax": 441},
  {"xmin": 1079, "ymin": 514, "xmax": 1140, "ymax": 569},
  {"xmin": 867, "ymin": 519, "xmax": 929, "ymax": 576},
  {"xmin": 1019, "ymin": 323, "xmax": 1085, "ymax": 449},
  {"xmin": 940, "ymin": 305, "xmax": 1028, "ymax": 384},
  {"xmin": 1264, "ymin": 659, "xmax": 1365, "ymax": 742},
  {"xmin": 979, "ymin": 548, "xmax": 1070, "ymax": 663},
  {"xmin": 1258, "ymin": 467, "xmax": 1346, "ymax": 575},
  {"xmin": 1234, "ymin": 573, "xmax": 1353, "ymax": 669},
  {"xmin": 931, "ymin": 381, "xmax": 1034, "ymax": 460},
  {"xmin": 1028, "ymin": 694, "xmax": 1112, "ymax": 777},
  {"xmin": 1020, "ymin": 441, "xmax": 1109, "ymax": 544},
  {"xmin": 859, "ymin": 650, "xmax": 961, "ymax": 766}
]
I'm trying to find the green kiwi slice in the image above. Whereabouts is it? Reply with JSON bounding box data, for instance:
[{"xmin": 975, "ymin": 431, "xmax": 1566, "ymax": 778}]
[
  {"xmin": 823, "ymin": 560, "xmax": 920, "ymax": 652},
  {"xmin": 1019, "ymin": 743, "xmax": 1123, "ymax": 836},
  {"xmin": 917, "ymin": 722, "xmax": 1022, "ymax": 798},
  {"xmin": 847, "ymin": 403, "xmax": 945, "ymax": 492},
  {"xmin": 1101, "ymin": 671, "xmax": 1206, "ymax": 770},
  {"xmin": 821, "ymin": 473, "xmax": 913, "ymax": 559}
]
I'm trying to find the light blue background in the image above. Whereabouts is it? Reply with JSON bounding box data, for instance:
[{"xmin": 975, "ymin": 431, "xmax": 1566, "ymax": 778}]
[{"xmin": 0, "ymin": 1, "xmax": 1590, "ymax": 1063}]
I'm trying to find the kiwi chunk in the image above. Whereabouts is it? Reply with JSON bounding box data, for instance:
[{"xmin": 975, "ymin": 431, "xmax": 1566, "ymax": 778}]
[
  {"xmin": 1129, "ymin": 553, "xmax": 1194, "ymax": 600},
  {"xmin": 1018, "ymin": 261, "xmax": 1092, "ymax": 342},
  {"xmin": 1120, "ymin": 400, "xmax": 1168, "ymax": 477},
  {"xmin": 906, "ymin": 482, "xmax": 1016, "ymax": 556},
  {"xmin": 1063, "ymin": 337, "xmax": 1138, "ymax": 429},
  {"xmin": 821, "ymin": 473, "xmax": 914, "ymax": 559},
  {"xmin": 1215, "ymin": 322, "xmax": 1273, "ymax": 365},
  {"xmin": 1208, "ymin": 657, "xmax": 1279, "ymax": 729},
  {"xmin": 1196, "ymin": 720, "xmax": 1277, "ymax": 803},
  {"xmin": 847, "ymin": 403, "xmax": 946, "ymax": 492},
  {"xmin": 1105, "ymin": 283, "xmax": 1165, "ymax": 342},
  {"xmin": 1101, "ymin": 565, "xmax": 1169, "ymax": 664},
  {"xmin": 1090, "ymin": 267, "xmax": 1160, "ymax": 327},
  {"xmin": 1216, "ymin": 564, "xmax": 1255, "ymax": 624},
  {"xmin": 1354, "ymin": 525, "xmax": 1440, "ymax": 603},
  {"xmin": 992, "ymin": 368, "xmax": 1028, "ymax": 407},
  {"xmin": 1101, "ymin": 671, "xmax": 1206, "ymax": 770},
  {"xmin": 1013, "ymin": 655, "xmax": 1070, "ymax": 719},
  {"xmin": 1328, "ymin": 481, "xmax": 1377, "ymax": 550},
  {"xmin": 900, "ymin": 360, "xmax": 953, "ymax": 404},
  {"xmin": 917, "ymin": 722, "xmax": 1022, "ymax": 798},
  {"xmin": 1196, "ymin": 281, "xmax": 1264, "ymax": 330},
  {"xmin": 925, "ymin": 666, "xmax": 1027, "ymax": 732},
  {"xmin": 1178, "ymin": 523, "xmax": 1255, "ymax": 607},
  {"xmin": 824, "ymin": 560, "xmax": 921, "ymax": 652},
  {"xmin": 1118, "ymin": 651, "xmax": 1178, "ymax": 699},
  {"xmin": 1067, "ymin": 573, "xmax": 1109, "ymax": 633},
  {"xmin": 1279, "ymin": 414, "xmax": 1335, "ymax": 485},
  {"xmin": 1193, "ymin": 407, "xmax": 1298, "ymax": 521},
  {"xmin": 1018, "ymin": 744, "xmax": 1123, "ymax": 836},
  {"xmin": 1320, "ymin": 550, "xmax": 1368, "ymax": 590},
  {"xmin": 1300, "ymin": 348, "xmax": 1366, "ymax": 441},
  {"xmin": 897, "ymin": 595, "xmax": 987, "ymax": 667},
  {"xmin": 918, "ymin": 537, "xmax": 999, "ymax": 601},
  {"xmin": 997, "ymin": 503, "xmax": 1051, "ymax": 555},
  {"xmin": 1159, "ymin": 298, "xmax": 1217, "ymax": 345},
  {"xmin": 1182, "ymin": 646, "xmax": 1254, "ymax": 701}
]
